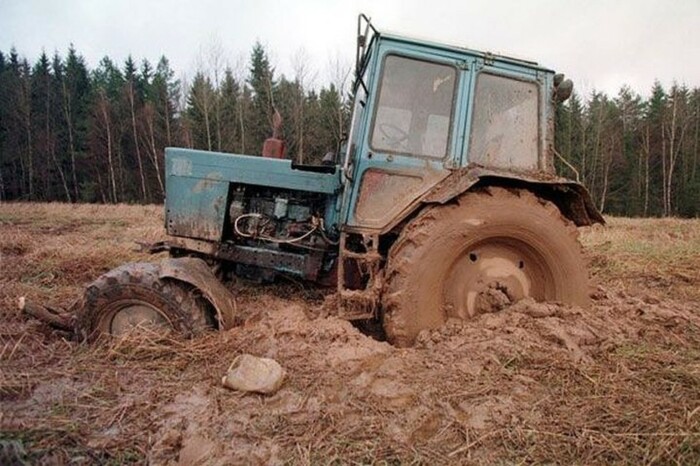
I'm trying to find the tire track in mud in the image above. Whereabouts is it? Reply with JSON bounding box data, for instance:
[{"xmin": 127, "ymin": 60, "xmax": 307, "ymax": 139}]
[{"xmin": 139, "ymin": 289, "xmax": 700, "ymax": 464}]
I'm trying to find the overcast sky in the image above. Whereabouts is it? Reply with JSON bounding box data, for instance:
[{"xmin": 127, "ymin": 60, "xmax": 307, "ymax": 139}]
[{"xmin": 1, "ymin": 0, "xmax": 699, "ymax": 98}]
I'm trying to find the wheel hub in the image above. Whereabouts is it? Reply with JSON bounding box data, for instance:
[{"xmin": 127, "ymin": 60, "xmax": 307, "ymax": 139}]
[
  {"xmin": 110, "ymin": 302, "xmax": 170, "ymax": 335},
  {"xmin": 444, "ymin": 240, "xmax": 546, "ymax": 319}
]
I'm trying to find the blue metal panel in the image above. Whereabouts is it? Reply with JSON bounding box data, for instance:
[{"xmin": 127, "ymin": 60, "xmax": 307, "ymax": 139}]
[
  {"xmin": 378, "ymin": 32, "xmax": 553, "ymax": 73},
  {"xmin": 166, "ymin": 148, "xmax": 341, "ymax": 194},
  {"xmin": 164, "ymin": 148, "xmax": 342, "ymax": 241},
  {"xmin": 165, "ymin": 173, "xmax": 229, "ymax": 241}
]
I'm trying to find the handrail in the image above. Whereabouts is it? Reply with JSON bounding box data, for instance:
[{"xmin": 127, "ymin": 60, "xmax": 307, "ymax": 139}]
[{"xmin": 354, "ymin": 14, "xmax": 378, "ymax": 93}]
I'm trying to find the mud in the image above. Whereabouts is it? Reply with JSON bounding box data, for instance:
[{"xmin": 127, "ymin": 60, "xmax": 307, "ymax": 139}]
[
  {"xmin": 123, "ymin": 291, "xmax": 700, "ymax": 463},
  {"xmin": 2, "ymin": 282, "xmax": 699, "ymax": 463},
  {"xmin": 1, "ymin": 205, "xmax": 699, "ymax": 464}
]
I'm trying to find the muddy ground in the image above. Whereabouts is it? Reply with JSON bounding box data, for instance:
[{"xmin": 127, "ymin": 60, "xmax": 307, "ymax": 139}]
[{"xmin": 1, "ymin": 203, "xmax": 699, "ymax": 465}]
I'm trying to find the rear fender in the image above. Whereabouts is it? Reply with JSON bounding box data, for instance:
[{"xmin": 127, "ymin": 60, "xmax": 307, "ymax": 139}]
[
  {"xmin": 159, "ymin": 257, "xmax": 238, "ymax": 329},
  {"xmin": 422, "ymin": 166, "xmax": 604, "ymax": 226}
]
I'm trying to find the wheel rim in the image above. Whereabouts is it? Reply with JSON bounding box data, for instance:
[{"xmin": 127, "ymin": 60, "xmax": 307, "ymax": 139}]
[
  {"xmin": 443, "ymin": 238, "xmax": 553, "ymax": 319},
  {"xmin": 108, "ymin": 300, "xmax": 171, "ymax": 336}
]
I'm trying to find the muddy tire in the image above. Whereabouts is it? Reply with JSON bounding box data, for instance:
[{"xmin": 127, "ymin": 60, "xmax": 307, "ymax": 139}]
[
  {"xmin": 382, "ymin": 187, "xmax": 589, "ymax": 347},
  {"xmin": 75, "ymin": 262, "xmax": 214, "ymax": 342}
]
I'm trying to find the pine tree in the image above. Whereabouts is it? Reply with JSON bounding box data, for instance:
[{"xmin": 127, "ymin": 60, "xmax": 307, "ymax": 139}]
[
  {"xmin": 1, "ymin": 50, "xmax": 25, "ymax": 198},
  {"xmin": 62, "ymin": 45, "xmax": 91, "ymax": 200},
  {"xmin": 91, "ymin": 56, "xmax": 124, "ymax": 202},
  {"xmin": 614, "ymin": 86, "xmax": 643, "ymax": 215},
  {"xmin": 247, "ymin": 42, "xmax": 276, "ymax": 154},
  {"xmin": 273, "ymin": 76, "xmax": 300, "ymax": 156},
  {"xmin": 32, "ymin": 51, "xmax": 71, "ymax": 200},
  {"xmin": 141, "ymin": 57, "xmax": 178, "ymax": 200},
  {"xmin": 219, "ymin": 69, "xmax": 240, "ymax": 153},
  {"xmin": 153, "ymin": 56, "xmax": 179, "ymax": 147},
  {"xmin": 186, "ymin": 72, "xmax": 216, "ymax": 151},
  {"xmin": 645, "ymin": 81, "xmax": 667, "ymax": 216},
  {"xmin": 124, "ymin": 55, "xmax": 148, "ymax": 201},
  {"xmin": 0, "ymin": 51, "xmax": 5, "ymax": 199},
  {"xmin": 317, "ymin": 84, "xmax": 346, "ymax": 162}
]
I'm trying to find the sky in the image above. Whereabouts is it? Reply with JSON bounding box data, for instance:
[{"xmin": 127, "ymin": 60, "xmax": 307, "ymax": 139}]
[{"xmin": 1, "ymin": 0, "xmax": 699, "ymax": 98}]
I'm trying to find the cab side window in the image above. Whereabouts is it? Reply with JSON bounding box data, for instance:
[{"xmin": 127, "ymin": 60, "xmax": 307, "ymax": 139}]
[{"xmin": 370, "ymin": 55, "xmax": 457, "ymax": 158}]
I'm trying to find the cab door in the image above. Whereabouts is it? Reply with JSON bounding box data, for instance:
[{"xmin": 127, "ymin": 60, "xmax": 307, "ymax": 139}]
[{"xmin": 343, "ymin": 44, "xmax": 473, "ymax": 233}]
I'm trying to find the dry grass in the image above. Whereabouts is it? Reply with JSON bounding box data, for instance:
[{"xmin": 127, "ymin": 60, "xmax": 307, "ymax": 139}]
[
  {"xmin": 0, "ymin": 202, "xmax": 165, "ymax": 312},
  {"xmin": 582, "ymin": 217, "xmax": 700, "ymax": 302},
  {"xmin": 1, "ymin": 203, "xmax": 699, "ymax": 465}
]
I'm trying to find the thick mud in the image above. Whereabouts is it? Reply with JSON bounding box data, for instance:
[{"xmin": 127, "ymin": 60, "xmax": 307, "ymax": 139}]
[
  {"xmin": 106, "ymin": 289, "xmax": 698, "ymax": 464},
  {"xmin": 2, "ymin": 283, "xmax": 699, "ymax": 464}
]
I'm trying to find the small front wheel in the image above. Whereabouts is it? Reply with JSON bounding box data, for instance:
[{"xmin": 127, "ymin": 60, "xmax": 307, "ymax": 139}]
[{"xmin": 75, "ymin": 262, "xmax": 214, "ymax": 342}]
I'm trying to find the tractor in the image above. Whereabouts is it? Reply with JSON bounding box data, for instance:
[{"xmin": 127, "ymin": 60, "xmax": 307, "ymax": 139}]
[{"xmin": 72, "ymin": 16, "xmax": 603, "ymax": 347}]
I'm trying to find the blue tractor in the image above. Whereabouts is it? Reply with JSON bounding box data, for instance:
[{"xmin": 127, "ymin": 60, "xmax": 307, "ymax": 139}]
[{"xmin": 75, "ymin": 16, "xmax": 603, "ymax": 346}]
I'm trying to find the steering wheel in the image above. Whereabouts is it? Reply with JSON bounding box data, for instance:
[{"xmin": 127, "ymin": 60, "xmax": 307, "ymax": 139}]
[{"xmin": 378, "ymin": 123, "xmax": 409, "ymax": 147}]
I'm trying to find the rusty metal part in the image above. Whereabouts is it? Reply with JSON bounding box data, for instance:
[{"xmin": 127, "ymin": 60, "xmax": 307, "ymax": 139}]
[
  {"xmin": 150, "ymin": 237, "xmax": 326, "ymax": 282},
  {"xmin": 262, "ymin": 109, "xmax": 286, "ymax": 158},
  {"xmin": 262, "ymin": 138, "xmax": 287, "ymax": 159},
  {"xmin": 336, "ymin": 233, "xmax": 384, "ymax": 320},
  {"xmin": 159, "ymin": 257, "xmax": 238, "ymax": 330}
]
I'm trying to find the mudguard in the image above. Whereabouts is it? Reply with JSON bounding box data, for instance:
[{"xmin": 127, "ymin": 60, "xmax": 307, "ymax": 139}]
[
  {"xmin": 423, "ymin": 165, "xmax": 605, "ymax": 227},
  {"xmin": 159, "ymin": 257, "xmax": 238, "ymax": 330}
]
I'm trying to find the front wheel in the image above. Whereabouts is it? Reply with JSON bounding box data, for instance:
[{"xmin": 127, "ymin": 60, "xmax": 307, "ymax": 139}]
[
  {"xmin": 75, "ymin": 262, "xmax": 214, "ymax": 342},
  {"xmin": 381, "ymin": 187, "xmax": 590, "ymax": 347}
]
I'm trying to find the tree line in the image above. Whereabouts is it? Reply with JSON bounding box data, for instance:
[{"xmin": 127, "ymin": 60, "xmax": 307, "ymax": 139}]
[
  {"xmin": 555, "ymin": 84, "xmax": 699, "ymax": 217},
  {"xmin": 0, "ymin": 43, "xmax": 348, "ymax": 204},
  {"xmin": 0, "ymin": 44, "xmax": 698, "ymax": 217}
]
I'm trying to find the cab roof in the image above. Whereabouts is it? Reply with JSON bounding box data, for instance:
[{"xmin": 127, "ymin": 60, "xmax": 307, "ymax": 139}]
[{"xmin": 376, "ymin": 31, "xmax": 554, "ymax": 74}]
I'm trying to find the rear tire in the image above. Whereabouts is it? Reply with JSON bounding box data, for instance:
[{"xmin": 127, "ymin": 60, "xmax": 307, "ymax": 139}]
[
  {"xmin": 382, "ymin": 187, "xmax": 589, "ymax": 347},
  {"xmin": 75, "ymin": 262, "xmax": 214, "ymax": 342}
]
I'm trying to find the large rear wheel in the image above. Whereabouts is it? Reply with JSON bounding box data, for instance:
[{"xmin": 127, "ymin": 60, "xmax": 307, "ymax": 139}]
[
  {"xmin": 75, "ymin": 262, "xmax": 214, "ymax": 342},
  {"xmin": 382, "ymin": 187, "xmax": 589, "ymax": 346}
]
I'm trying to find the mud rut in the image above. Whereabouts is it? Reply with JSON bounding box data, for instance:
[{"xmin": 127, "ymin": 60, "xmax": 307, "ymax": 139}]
[{"xmin": 3, "ymin": 284, "xmax": 700, "ymax": 464}]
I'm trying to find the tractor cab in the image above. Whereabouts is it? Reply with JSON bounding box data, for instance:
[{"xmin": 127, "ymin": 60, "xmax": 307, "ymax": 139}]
[{"xmin": 339, "ymin": 15, "xmax": 575, "ymax": 235}]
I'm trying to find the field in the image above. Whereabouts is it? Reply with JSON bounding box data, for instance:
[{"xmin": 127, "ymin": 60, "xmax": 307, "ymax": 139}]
[{"xmin": 1, "ymin": 203, "xmax": 699, "ymax": 464}]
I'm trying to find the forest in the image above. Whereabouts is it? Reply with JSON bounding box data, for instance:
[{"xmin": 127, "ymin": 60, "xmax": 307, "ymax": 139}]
[{"xmin": 0, "ymin": 44, "xmax": 698, "ymax": 217}]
